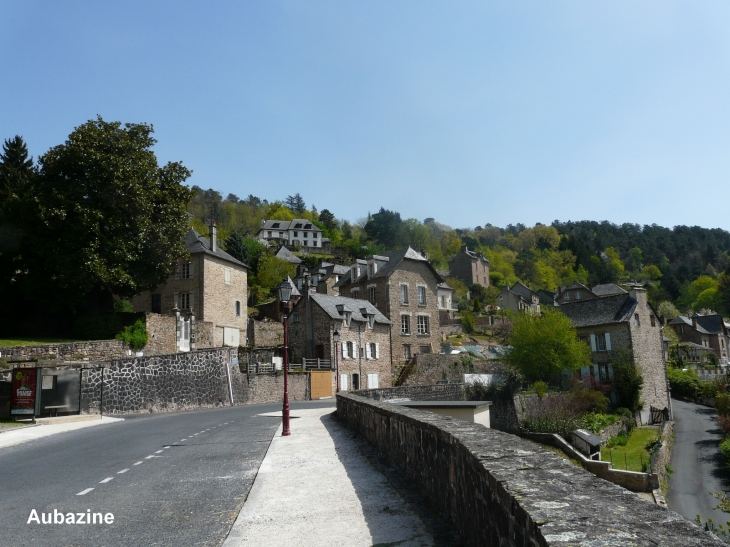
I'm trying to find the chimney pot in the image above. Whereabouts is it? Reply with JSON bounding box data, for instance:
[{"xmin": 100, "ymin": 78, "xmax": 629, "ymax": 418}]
[{"xmin": 210, "ymin": 221, "xmax": 217, "ymax": 252}]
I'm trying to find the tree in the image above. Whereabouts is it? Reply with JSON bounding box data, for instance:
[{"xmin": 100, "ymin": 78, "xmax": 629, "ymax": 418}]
[
  {"xmin": 641, "ymin": 265, "xmax": 662, "ymax": 281},
  {"xmin": 364, "ymin": 207, "xmax": 403, "ymax": 249},
  {"xmin": 29, "ymin": 116, "xmax": 194, "ymax": 311},
  {"xmin": 0, "ymin": 135, "xmax": 35, "ymax": 207},
  {"xmin": 319, "ymin": 209, "xmax": 336, "ymax": 231},
  {"xmin": 285, "ymin": 193, "xmax": 306, "ymax": 215},
  {"xmin": 504, "ymin": 308, "xmax": 591, "ymax": 382},
  {"xmin": 657, "ymin": 301, "xmax": 680, "ymax": 320},
  {"xmin": 256, "ymin": 255, "xmax": 295, "ymax": 292},
  {"xmin": 224, "ymin": 232, "xmax": 267, "ymax": 274},
  {"xmin": 611, "ymin": 348, "xmax": 644, "ymax": 412}
]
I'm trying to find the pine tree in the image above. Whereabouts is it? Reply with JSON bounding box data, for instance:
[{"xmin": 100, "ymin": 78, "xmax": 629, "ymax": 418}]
[
  {"xmin": 0, "ymin": 135, "xmax": 35, "ymax": 205},
  {"xmin": 285, "ymin": 193, "xmax": 306, "ymax": 215}
]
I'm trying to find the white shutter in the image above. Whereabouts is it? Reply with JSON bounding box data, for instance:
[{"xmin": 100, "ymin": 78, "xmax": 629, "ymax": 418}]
[
  {"xmin": 366, "ymin": 344, "xmax": 372, "ymax": 359},
  {"xmin": 342, "ymin": 341, "xmax": 348, "ymax": 359},
  {"xmin": 590, "ymin": 334, "xmax": 597, "ymax": 352},
  {"xmin": 340, "ymin": 374, "xmax": 349, "ymax": 391},
  {"xmin": 189, "ymin": 260, "xmax": 194, "ymax": 278},
  {"xmin": 367, "ymin": 373, "xmax": 379, "ymax": 389},
  {"xmin": 175, "ymin": 264, "xmax": 180, "ymax": 279},
  {"xmin": 605, "ymin": 333, "xmax": 612, "ymax": 351},
  {"xmin": 174, "ymin": 292, "xmax": 180, "ymax": 309},
  {"xmin": 375, "ymin": 343, "xmax": 380, "ymax": 359},
  {"xmin": 189, "ymin": 292, "xmax": 194, "ymax": 311}
]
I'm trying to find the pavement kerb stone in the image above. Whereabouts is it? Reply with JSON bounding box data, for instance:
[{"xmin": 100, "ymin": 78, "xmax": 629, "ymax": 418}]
[{"xmin": 0, "ymin": 416, "xmax": 124, "ymax": 449}]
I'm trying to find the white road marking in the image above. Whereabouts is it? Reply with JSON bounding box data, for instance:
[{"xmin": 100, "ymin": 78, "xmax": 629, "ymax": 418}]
[
  {"xmin": 99, "ymin": 477, "xmax": 113, "ymax": 484},
  {"xmin": 118, "ymin": 469, "xmax": 129, "ymax": 474},
  {"xmin": 162, "ymin": 446, "xmax": 170, "ymax": 449},
  {"xmin": 180, "ymin": 439, "xmax": 187, "ymax": 442},
  {"xmin": 144, "ymin": 455, "xmax": 155, "ymax": 459},
  {"xmin": 77, "ymin": 488, "xmax": 94, "ymax": 496},
  {"xmin": 155, "ymin": 450, "xmax": 163, "ymax": 453},
  {"xmin": 133, "ymin": 461, "xmax": 143, "ymax": 466}
]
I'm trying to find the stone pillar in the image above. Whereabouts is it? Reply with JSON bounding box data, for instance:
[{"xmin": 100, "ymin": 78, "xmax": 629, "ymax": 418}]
[
  {"xmin": 174, "ymin": 307, "xmax": 181, "ymax": 351},
  {"xmin": 190, "ymin": 310, "xmax": 196, "ymax": 351}
]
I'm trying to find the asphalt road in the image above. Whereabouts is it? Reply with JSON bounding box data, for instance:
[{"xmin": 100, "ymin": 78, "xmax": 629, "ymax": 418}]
[
  {"xmin": 0, "ymin": 400, "xmax": 334, "ymax": 547},
  {"xmin": 667, "ymin": 397, "xmax": 730, "ymax": 527}
]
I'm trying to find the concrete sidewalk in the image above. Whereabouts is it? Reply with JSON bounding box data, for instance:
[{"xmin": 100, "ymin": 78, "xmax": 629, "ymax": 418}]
[
  {"xmin": 0, "ymin": 416, "xmax": 123, "ymax": 449},
  {"xmin": 224, "ymin": 407, "xmax": 434, "ymax": 547}
]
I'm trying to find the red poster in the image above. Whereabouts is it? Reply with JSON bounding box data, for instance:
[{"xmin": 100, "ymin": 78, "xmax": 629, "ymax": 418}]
[{"xmin": 11, "ymin": 368, "xmax": 37, "ymax": 415}]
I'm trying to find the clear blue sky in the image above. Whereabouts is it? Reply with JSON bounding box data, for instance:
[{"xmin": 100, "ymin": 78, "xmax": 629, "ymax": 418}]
[{"xmin": 2, "ymin": 2, "xmax": 730, "ymax": 231}]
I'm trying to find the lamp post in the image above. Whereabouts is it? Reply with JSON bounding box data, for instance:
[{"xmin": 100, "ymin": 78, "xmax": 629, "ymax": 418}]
[
  {"xmin": 278, "ymin": 278, "xmax": 293, "ymax": 437},
  {"xmin": 333, "ymin": 330, "xmax": 340, "ymax": 393}
]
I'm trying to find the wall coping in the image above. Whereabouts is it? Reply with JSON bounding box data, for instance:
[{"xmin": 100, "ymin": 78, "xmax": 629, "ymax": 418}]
[{"xmin": 337, "ymin": 392, "xmax": 722, "ymax": 546}]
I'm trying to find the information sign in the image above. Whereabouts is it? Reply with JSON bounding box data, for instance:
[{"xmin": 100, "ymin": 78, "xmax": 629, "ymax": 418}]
[{"xmin": 10, "ymin": 368, "xmax": 38, "ymax": 415}]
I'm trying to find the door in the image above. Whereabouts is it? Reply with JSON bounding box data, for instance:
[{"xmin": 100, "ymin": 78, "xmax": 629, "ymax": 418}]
[
  {"xmin": 179, "ymin": 319, "xmax": 191, "ymax": 352},
  {"xmin": 310, "ymin": 371, "xmax": 332, "ymax": 399}
]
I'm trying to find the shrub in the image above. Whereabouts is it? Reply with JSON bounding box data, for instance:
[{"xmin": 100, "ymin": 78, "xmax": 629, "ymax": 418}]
[
  {"xmin": 567, "ymin": 380, "xmax": 610, "ymax": 413},
  {"xmin": 667, "ymin": 367, "xmax": 701, "ymax": 398},
  {"xmin": 720, "ymin": 438, "xmax": 730, "ymax": 464},
  {"xmin": 716, "ymin": 393, "xmax": 730, "ymax": 417},
  {"xmin": 460, "ymin": 310, "xmax": 475, "ymax": 334},
  {"xmin": 612, "ymin": 349, "xmax": 644, "ymax": 412},
  {"xmin": 607, "ymin": 434, "xmax": 629, "ymax": 448},
  {"xmin": 115, "ymin": 319, "xmax": 149, "ymax": 351},
  {"xmin": 719, "ymin": 415, "xmax": 730, "ymax": 438},
  {"xmin": 531, "ymin": 381, "xmax": 549, "ymax": 399}
]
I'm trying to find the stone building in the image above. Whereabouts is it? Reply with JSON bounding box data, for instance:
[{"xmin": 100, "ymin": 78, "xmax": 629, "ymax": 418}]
[
  {"xmin": 334, "ymin": 247, "xmax": 444, "ymax": 363},
  {"xmin": 287, "ymin": 294, "xmax": 392, "ymax": 391},
  {"xmin": 668, "ymin": 314, "xmax": 730, "ymax": 363},
  {"xmin": 555, "ymin": 281, "xmax": 627, "ymax": 305},
  {"xmin": 132, "ymin": 223, "xmax": 249, "ymax": 349},
  {"xmin": 498, "ymin": 282, "xmax": 541, "ymax": 314},
  {"xmin": 558, "ymin": 288, "xmax": 670, "ymax": 423},
  {"xmin": 257, "ymin": 219, "xmax": 330, "ymax": 251},
  {"xmin": 293, "ymin": 261, "xmax": 350, "ymax": 296},
  {"xmin": 448, "ymin": 246, "xmax": 490, "ymax": 288}
]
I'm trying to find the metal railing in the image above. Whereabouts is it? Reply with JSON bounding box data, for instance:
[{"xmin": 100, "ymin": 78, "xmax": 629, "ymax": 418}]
[{"xmin": 244, "ymin": 358, "xmax": 332, "ymax": 374}]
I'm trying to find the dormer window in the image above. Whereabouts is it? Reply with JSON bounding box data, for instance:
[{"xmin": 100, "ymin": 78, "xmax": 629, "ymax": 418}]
[
  {"xmin": 564, "ymin": 293, "xmax": 570, "ymax": 302},
  {"xmin": 295, "ymin": 223, "xmax": 302, "ymax": 228},
  {"xmin": 575, "ymin": 292, "xmax": 581, "ymax": 300},
  {"xmin": 304, "ymin": 223, "xmax": 312, "ymax": 229},
  {"xmin": 272, "ymin": 222, "xmax": 280, "ymax": 228},
  {"xmin": 352, "ymin": 266, "xmax": 360, "ymax": 281}
]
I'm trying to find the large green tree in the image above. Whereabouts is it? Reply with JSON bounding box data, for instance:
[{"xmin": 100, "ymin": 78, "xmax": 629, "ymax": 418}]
[
  {"xmin": 504, "ymin": 308, "xmax": 591, "ymax": 382},
  {"xmin": 25, "ymin": 117, "xmax": 194, "ymax": 312}
]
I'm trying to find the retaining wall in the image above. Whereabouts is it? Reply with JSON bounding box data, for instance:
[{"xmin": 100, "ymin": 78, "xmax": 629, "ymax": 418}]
[{"xmin": 336, "ymin": 392, "xmax": 721, "ymax": 547}]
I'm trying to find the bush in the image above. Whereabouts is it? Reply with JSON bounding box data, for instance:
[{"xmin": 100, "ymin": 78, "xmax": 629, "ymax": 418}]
[
  {"xmin": 607, "ymin": 434, "xmax": 629, "ymax": 448},
  {"xmin": 612, "ymin": 349, "xmax": 643, "ymax": 412},
  {"xmin": 667, "ymin": 367, "xmax": 701, "ymax": 398},
  {"xmin": 115, "ymin": 319, "xmax": 149, "ymax": 351},
  {"xmin": 460, "ymin": 310, "xmax": 475, "ymax": 334},
  {"xmin": 531, "ymin": 381, "xmax": 549, "ymax": 399},
  {"xmin": 716, "ymin": 393, "xmax": 730, "ymax": 417},
  {"xmin": 567, "ymin": 380, "xmax": 610, "ymax": 413},
  {"xmin": 719, "ymin": 415, "xmax": 730, "ymax": 438},
  {"xmin": 720, "ymin": 438, "xmax": 730, "ymax": 464}
]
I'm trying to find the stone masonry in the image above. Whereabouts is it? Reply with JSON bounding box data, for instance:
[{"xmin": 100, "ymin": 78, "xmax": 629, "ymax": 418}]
[
  {"xmin": 337, "ymin": 391, "xmax": 723, "ymax": 547},
  {"xmin": 247, "ymin": 317, "xmax": 284, "ymax": 347}
]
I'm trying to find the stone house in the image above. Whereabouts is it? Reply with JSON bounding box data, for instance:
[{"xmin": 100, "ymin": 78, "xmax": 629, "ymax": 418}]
[
  {"xmin": 437, "ymin": 282, "xmax": 457, "ymax": 322},
  {"xmin": 448, "ymin": 246, "xmax": 490, "ymax": 288},
  {"xmin": 334, "ymin": 247, "xmax": 445, "ymax": 362},
  {"xmin": 667, "ymin": 314, "xmax": 729, "ymax": 363},
  {"xmin": 132, "ymin": 224, "xmax": 248, "ymax": 349},
  {"xmin": 498, "ymin": 282, "xmax": 541, "ymax": 314},
  {"xmin": 257, "ymin": 219, "xmax": 330, "ymax": 252},
  {"xmin": 558, "ymin": 288, "xmax": 670, "ymax": 423},
  {"xmin": 555, "ymin": 282, "xmax": 626, "ymax": 305},
  {"xmin": 287, "ymin": 293, "xmax": 392, "ymax": 391},
  {"xmin": 293, "ymin": 261, "xmax": 350, "ymax": 296}
]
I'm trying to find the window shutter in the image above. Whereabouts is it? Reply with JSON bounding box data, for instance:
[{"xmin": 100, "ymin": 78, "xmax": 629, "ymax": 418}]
[
  {"xmin": 590, "ymin": 334, "xmax": 597, "ymax": 352},
  {"xmin": 174, "ymin": 293, "xmax": 180, "ymax": 309},
  {"xmin": 340, "ymin": 374, "xmax": 349, "ymax": 391},
  {"xmin": 605, "ymin": 333, "xmax": 612, "ymax": 351},
  {"xmin": 580, "ymin": 365, "xmax": 590, "ymax": 379},
  {"xmin": 607, "ymin": 364, "xmax": 614, "ymax": 381},
  {"xmin": 189, "ymin": 261, "xmax": 194, "ymax": 278},
  {"xmin": 342, "ymin": 341, "xmax": 348, "ymax": 359},
  {"xmin": 375, "ymin": 343, "xmax": 380, "ymax": 359},
  {"xmin": 366, "ymin": 344, "xmax": 372, "ymax": 359},
  {"xmin": 175, "ymin": 265, "xmax": 180, "ymax": 280},
  {"xmin": 189, "ymin": 292, "xmax": 194, "ymax": 310}
]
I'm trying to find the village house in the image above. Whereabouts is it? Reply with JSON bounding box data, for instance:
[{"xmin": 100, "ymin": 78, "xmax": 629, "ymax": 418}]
[
  {"xmin": 256, "ymin": 219, "xmax": 331, "ymax": 252},
  {"xmin": 554, "ymin": 281, "xmax": 627, "ymax": 305},
  {"xmin": 132, "ymin": 223, "xmax": 248, "ymax": 349},
  {"xmin": 287, "ymin": 293, "xmax": 392, "ymax": 391},
  {"xmin": 667, "ymin": 314, "xmax": 730, "ymax": 364},
  {"xmin": 448, "ymin": 246, "xmax": 490, "ymax": 288},
  {"xmin": 558, "ymin": 288, "xmax": 670, "ymax": 423},
  {"xmin": 498, "ymin": 282, "xmax": 541, "ymax": 314},
  {"xmin": 293, "ymin": 261, "xmax": 350, "ymax": 296},
  {"xmin": 334, "ymin": 247, "xmax": 445, "ymax": 362}
]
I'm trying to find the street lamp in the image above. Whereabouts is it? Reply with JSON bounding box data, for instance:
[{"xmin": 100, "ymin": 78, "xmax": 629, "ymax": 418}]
[
  {"xmin": 278, "ymin": 278, "xmax": 293, "ymax": 437},
  {"xmin": 333, "ymin": 330, "xmax": 340, "ymax": 393}
]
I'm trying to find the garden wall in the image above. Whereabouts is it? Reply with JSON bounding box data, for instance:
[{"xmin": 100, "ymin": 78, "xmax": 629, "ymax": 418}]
[{"xmin": 336, "ymin": 391, "xmax": 720, "ymax": 547}]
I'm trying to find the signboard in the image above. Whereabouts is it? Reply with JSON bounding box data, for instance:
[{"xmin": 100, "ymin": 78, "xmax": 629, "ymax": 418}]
[
  {"xmin": 231, "ymin": 358, "xmax": 239, "ymax": 365},
  {"xmin": 11, "ymin": 368, "xmax": 38, "ymax": 416}
]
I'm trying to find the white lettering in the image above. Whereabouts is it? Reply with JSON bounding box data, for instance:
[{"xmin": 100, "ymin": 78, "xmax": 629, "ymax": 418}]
[
  {"xmin": 104, "ymin": 513, "xmax": 114, "ymax": 524},
  {"xmin": 54, "ymin": 509, "xmax": 64, "ymax": 524},
  {"xmin": 65, "ymin": 513, "xmax": 75, "ymax": 524},
  {"xmin": 42, "ymin": 512, "xmax": 51, "ymax": 524},
  {"xmin": 76, "ymin": 513, "xmax": 86, "ymax": 524},
  {"xmin": 92, "ymin": 513, "xmax": 103, "ymax": 524},
  {"xmin": 27, "ymin": 509, "xmax": 40, "ymax": 524}
]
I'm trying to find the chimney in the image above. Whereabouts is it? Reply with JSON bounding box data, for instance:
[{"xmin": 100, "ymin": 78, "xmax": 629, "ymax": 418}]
[
  {"xmin": 629, "ymin": 287, "xmax": 646, "ymax": 305},
  {"xmin": 209, "ymin": 220, "xmax": 217, "ymax": 252}
]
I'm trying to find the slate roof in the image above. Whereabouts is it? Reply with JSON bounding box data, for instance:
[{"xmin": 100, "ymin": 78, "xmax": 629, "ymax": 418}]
[
  {"xmin": 692, "ymin": 314, "xmax": 726, "ymax": 335},
  {"xmin": 592, "ymin": 283, "xmax": 627, "ymax": 297},
  {"xmin": 558, "ymin": 293, "xmax": 637, "ymax": 328},
  {"xmin": 259, "ymin": 219, "xmax": 322, "ymax": 232},
  {"xmin": 448, "ymin": 246, "xmax": 490, "ymax": 264},
  {"xmin": 275, "ymin": 246, "xmax": 302, "ymax": 264},
  {"xmin": 185, "ymin": 229, "xmax": 248, "ymax": 268},
  {"xmin": 669, "ymin": 315, "xmax": 711, "ymax": 335},
  {"xmin": 334, "ymin": 246, "xmax": 444, "ymax": 287},
  {"xmin": 286, "ymin": 276, "xmax": 301, "ymax": 297},
  {"xmin": 309, "ymin": 294, "xmax": 392, "ymax": 325}
]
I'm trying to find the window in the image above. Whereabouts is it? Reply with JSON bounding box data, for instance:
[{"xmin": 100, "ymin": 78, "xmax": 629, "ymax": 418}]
[
  {"xmin": 342, "ymin": 341, "xmax": 355, "ymax": 359},
  {"xmin": 351, "ymin": 373, "xmax": 360, "ymax": 390},
  {"xmin": 596, "ymin": 333, "xmax": 607, "ymax": 352},
  {"xmin": 579, "ymin": 335, "xmax": 590, "ymax": 346},
  {"xmin": 403, "ymin": 344, "xmax": 411, "ymax": 359},
  {"xmin": 417, "ymin": 316, "xmax": 430, "ymax": 335},
  {"xmin": 417, "ymin": 286, "xmax": 426, "ymax": 306},
  {"xmin": 564, "ymin": 292, "xmax": 570, "ymax": 302},
  {"xmin": 650, "ymin": 315, "xmax": 656, "ymax": 327},
  {"xmin": 179, "ymin": 292, "xmax": 192, "ymax": 310},
  {"xmin": 151, "ymin": 294, "xmax": 161, "ymax": 314},
  {"xmin": 272, "ymin": 222, "xmax": 280, "ymax": 228},
  {"xmin": 235, "ymin": 300, "xmax": 241, "ymax": 317},
  {"xmin": 304, "ymin": 223, "xmax": 312, "ymax": 229},
  {"xmin": 224, "ymin": 268, "xmax": 231, "ymax": 284},
  {"xmin": 340, "ymin": 374, "xmax": 349, "ymax": 391},
  {"xmin": 368, "ymin": 287, "xmax": 376, "ymax": 305},
  {"xmin": 575, "ymin": 292, "xmax": 581, "ymax": 300},
  {"xmin": 419, "ymin": 345, "xmax": 431, "ymax": 354},
  {"xmin": 279, "ymin": 231, "xmax": 283, "ymax": 238},
  {"xmin": 180, "ymin": 262, "xmax": 192, "ymax": 279},
  {"xmin": 267, "ymin": 231, "xmax": 272, "ymax": 237},
  {"xmin": 293, "ymin": 231, "xmax": 298, "ymax": 237},
  {"xmin": 351, "ymin": 288, "xmax": 360, "ymax": 299},
  {"xmin": 401, "ymin": 314, "xmax": 411, "ymax": 334},
  {"xmin": 366, "ymin": 343, "xmax": 379, "ymax": 359},
  {"xmin": 679, "ymin": 324, "xmax": 685, "ymax": 334},
  {"xmin": 367, "ymin": 373, "xmax": 379, "ymax": 389},
  {"xmin": 291, "ymin": 312, "xmax": 300, "ymax": 323},
  {"xmin": 313, "ymin": 232, "xmax": 318, "ymax": 239},
  {"xmin": 440, "ymin": 296, "xmax": 445, "ymax": 308},
  {"xmin": 400, "ymin": 284, "xmax": 409, "ymax": 304},
  {"xmin": 634, "ymin": 313, "xmax": 640, "ymax": 327}
]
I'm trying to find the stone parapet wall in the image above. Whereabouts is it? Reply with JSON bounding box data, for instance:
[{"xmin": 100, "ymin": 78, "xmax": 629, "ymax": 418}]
[
  {"xmin": 143, "ymin": 313, "xmax": 177, "ymax": 355},
  {"xmin": 1, "ymin": 340, "xmax": 130, "ymax": 362},
  {"xmin": 401, "ymin": 354, "xmax": 501, "ymax": 386},
  {"xmin": 336, "ymin": 391, "xmax": 721, "ymax": 547},
  {"xmin": 356, "ymin": 383, "xmax": 466, "ymax": 402},
  {"xmin": 247, "ymin": 318, "xmax": 284, "ymax": 347},
  {"xmin": 245, "ymin": 373, "xmax": 309, "ymax": 405}
]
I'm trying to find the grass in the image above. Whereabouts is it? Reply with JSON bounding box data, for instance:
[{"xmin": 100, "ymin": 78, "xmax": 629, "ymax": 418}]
[
  {"xmin": 533, "ymin": 442, "xmax": 583, "ymax": 467},
  {"xmin": 0, "ymin": 338, "xmax": 81, "ymax": 347},
  {"xmin": 0, "ymin": 419, "xmax": 30, "ymax": 428},
  {"xmin": 601, "ymin": 426, "xmax": 659, "ymax": 472}
]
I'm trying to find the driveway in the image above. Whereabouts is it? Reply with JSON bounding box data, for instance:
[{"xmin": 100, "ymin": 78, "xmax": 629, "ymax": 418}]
[{"xmin": 668, "ymin": 397, "xmax": 730, "ymax": 527}]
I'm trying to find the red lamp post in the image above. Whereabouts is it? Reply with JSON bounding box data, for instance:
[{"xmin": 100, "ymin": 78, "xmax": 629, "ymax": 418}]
[
  {"xmin": 333, "ymin": 330, "xmax": 340, "ymax": 393},
  {"xmin": 279, "ymin": 279, "xmax": 293, "ymax": 437}
]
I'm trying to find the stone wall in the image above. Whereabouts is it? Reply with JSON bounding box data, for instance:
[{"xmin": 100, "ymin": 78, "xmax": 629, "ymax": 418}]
[
  {"xmin": 0, "ymin": 340, "xmax": 130, "ymax": 362},
  {"xmin": 247, "ymin": 318, "xmax": 284, "ymax": 347},
  {"xmin": 143, "ymin": 313, "xmax": 177, "ymax": 355},
  {"xmin": 336, "ymin": 392, "xmax": 722, "ymax": 547},
  {"xmin": 400, "ymin": 354, "xmax": 501, "ymax": 386},
  {"xmin": 245, "ymin": 373, "xmax": 310, "ymax": 404},
  {"xmin": 356, "ymin": 382, "xmax": 466, "ymax": 402}
]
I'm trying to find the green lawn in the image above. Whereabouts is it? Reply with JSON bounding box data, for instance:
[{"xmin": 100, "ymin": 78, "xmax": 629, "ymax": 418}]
[
  {"xmin": 0, "ymin": 338, "xmax": 81, "ymax": 347},
  {"xmin": 601, "ymin": 426, "xmax": 659, "ymax": 472}
]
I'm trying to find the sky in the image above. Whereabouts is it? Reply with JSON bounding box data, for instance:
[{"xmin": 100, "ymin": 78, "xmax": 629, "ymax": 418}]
[{"xmin": 2, "ymin": 2, "xmax": 730, "ymax": 231}]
